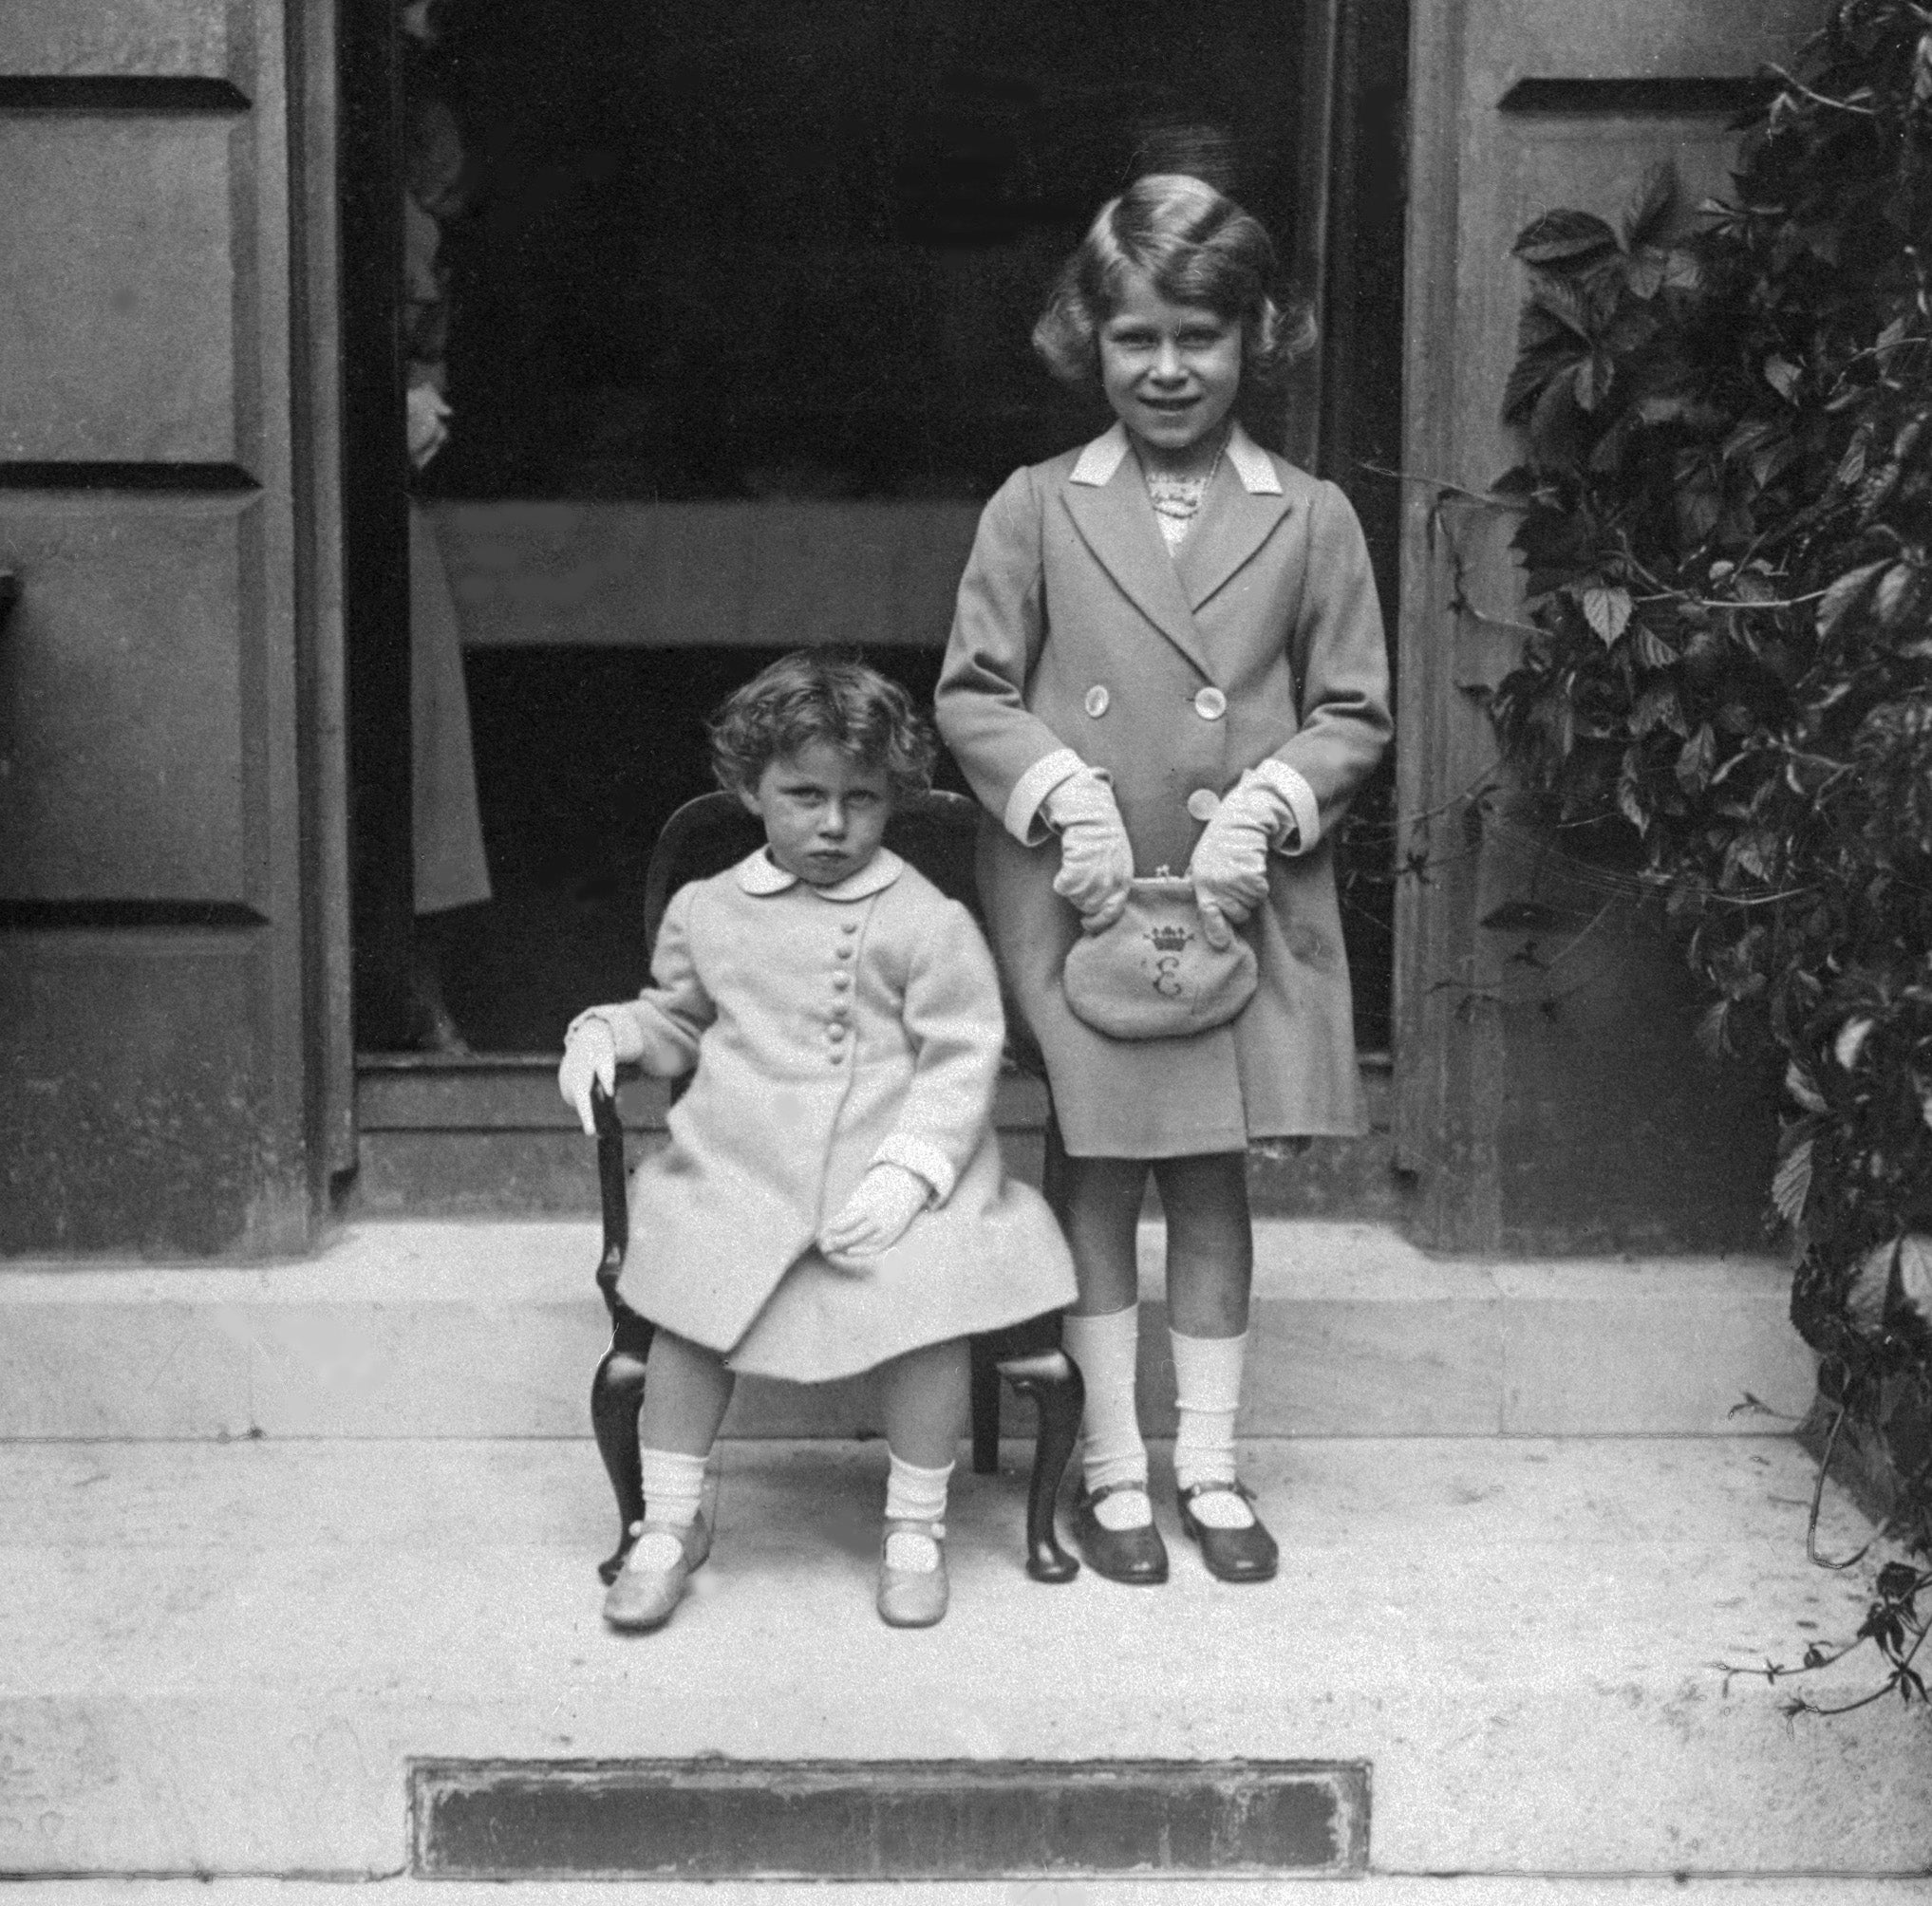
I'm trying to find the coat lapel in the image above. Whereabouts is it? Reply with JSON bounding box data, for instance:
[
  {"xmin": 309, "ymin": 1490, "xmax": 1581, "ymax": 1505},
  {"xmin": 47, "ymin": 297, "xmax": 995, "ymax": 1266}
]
[
  {"xmin": 1173, "ymin": 425, "xmax": 1294, "ymax": 613},
  {"xmin": 1060, "ymin": 426, "xmax": 1213, "ymax": 677}
]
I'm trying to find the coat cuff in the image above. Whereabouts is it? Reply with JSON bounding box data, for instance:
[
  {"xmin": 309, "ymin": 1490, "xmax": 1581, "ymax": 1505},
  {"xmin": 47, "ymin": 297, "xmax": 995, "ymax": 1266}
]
[
  {"xmin": 872, "ymin": 1132, "xmax": 956, "ymax": 1206},
  {"xmin": 566, "ymin": 1005, "xmax": 644, "ymax": 1063},
  {"xmin": 1004, "ymin": 747, "xmax": 1087, "ymax": 846},
  {"xmin": 1251, "ymin": 758, "xmax": 1321, "ymax": 854}
]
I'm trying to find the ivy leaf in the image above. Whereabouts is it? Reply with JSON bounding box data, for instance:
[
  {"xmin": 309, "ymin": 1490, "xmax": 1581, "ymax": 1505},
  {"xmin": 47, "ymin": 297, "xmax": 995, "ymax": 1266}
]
[
  {"xmin": 1874, "ymin": 561, "xmax": 1917, "ymax": 626},
  {"xmin": 1633, "ymin": 682, "xmax": 1686, "ymax": 735},
  {"xmin": 1662, "ymin": 249, "xmax": 1702, "ymax": 292},
  {"xmin": 1899, "ymin": 1235, "xmax": 1932, "ymax": 1326},
  {"xmin": 1834, "ymin": 1016, "xmax": 1874, "ymax": 1070},
  {"xmin": 1623, "ymin": 162, "xmax": 1679, "ymax": 250},
  {"xmin": 1764, "ymin": 356, "xmax": 1802, "ymax": 402},
  {"xmin": 1514, "ymin": 209, "xmax": 1621, "ymax": 269},
  {"xmin": 1834, "ymin": 428, "xmax": 1870, "ymax": 493},
  {"xmin": 1785, "ymin": 1061, "xmax": 1829, "ymax": 1113},
  {"xmin": 1816, "ymin": 560, "xmax": 1889, "ymax": 635},
  {"xmin": 1574, "ymin": 350, "xmax": 1616, "ymax": 411},
  {"xmin": 1526, "ymin": 278, "xmax": 1595, "ymax": 342},
  {"xmin": 1846, "ymin": 1238, "xmax": 1893, "ymax": 1331},
  {"xmin": 1637, "ymin": 392, "xmax": 1693, "ymax": 426},
  {"xmin": 1695, "ymin": 998, "xmax": 1733, "ymax": 1058},
  {"xmin": 1630, "ymin": 624, "xmax": 1679, "ymax": 670},
  {"xmin": 1772, "ymin": 1136, "xmax": 1813, "ymax": 1226},
  {"xmin": 1503, "ymin": 342, "xmax": 1580, "ymax": 424},
  {"xmin": 1583, "ymin": 583, "xmax": 1633, "ymax": 644},
  {"xmin": 1624, "ymin": 249, "xmax": 1667, "ymax": 299},
  {"xmin": 1675, "ymin": 723, "xmax": 1716, "ymax": 794}
]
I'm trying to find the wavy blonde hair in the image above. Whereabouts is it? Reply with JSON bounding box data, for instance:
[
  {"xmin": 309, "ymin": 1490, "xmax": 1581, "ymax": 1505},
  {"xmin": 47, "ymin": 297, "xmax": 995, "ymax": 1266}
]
[{"xmin": 1032, "ymin": 174, "xmax": 1314, "ymax": 396}]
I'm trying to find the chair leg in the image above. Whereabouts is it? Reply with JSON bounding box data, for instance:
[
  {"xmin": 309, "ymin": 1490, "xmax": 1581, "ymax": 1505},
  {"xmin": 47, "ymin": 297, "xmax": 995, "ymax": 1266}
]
[
  {"xmin": 969, "ymin": 1339, "xmax": 1003, "ymax": 1475},
  {"xmin": 591, "ymin": 1326, "xmax": 652, "ymax": 1583},
  {"xmin": 998, "ymin": 1347, "xmax": 1084, "ymax": 1582}
]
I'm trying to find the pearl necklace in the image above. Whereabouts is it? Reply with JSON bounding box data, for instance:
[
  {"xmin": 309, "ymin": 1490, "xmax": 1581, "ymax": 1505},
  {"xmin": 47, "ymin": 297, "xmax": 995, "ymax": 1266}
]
[{"xmin": 1140, "ymin": 431, "xmax": 1227, "ymax": 549}]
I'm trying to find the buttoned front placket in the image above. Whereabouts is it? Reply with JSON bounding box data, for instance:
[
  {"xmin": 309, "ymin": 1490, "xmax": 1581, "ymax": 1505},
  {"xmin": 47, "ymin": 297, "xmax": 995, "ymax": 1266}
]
[{"xmin": 826, "ymin": 916, "xmax": 860, "ymax": 1067}]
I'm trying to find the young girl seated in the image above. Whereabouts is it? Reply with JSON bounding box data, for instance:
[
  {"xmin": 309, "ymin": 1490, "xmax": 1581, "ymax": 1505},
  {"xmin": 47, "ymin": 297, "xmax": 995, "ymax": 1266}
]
[{"xmin": 558, "ymin": 651, "xmax": 1077, "ymax": 1633}]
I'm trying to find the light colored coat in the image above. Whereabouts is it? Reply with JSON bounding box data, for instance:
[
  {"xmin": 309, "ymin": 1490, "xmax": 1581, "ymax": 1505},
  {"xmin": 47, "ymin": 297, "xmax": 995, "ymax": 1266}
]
[
  {"xmin": 934, "ymin": 423, "xmax": 1393, "ymax": 1157},
  {"xmin": 577, "ymin": 848, "xmax": 1077, "ymax": 1381}
]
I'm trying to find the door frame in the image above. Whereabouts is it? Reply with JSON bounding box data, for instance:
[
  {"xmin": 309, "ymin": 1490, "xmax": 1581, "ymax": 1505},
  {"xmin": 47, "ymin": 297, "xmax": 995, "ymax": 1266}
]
[{"xmin": 327, "ymin": 0, "xmax": 1410, "ymax": 1179}]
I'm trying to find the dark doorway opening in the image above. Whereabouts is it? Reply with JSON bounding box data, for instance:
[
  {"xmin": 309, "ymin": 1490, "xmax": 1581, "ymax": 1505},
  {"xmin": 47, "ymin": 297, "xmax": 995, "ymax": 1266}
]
[{"xmin": 346, "ymin": 0, "xmax": 1406, "ymax": 1067}]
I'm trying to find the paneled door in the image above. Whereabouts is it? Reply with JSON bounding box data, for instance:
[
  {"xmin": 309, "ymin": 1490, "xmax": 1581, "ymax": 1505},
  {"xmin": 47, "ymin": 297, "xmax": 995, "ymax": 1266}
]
[
  {"xmin": 0, "ymin": 0, "xmax": 347, "ymax": 1254},
  {"xmin": 1394, "ymin": 0, "xmax": 1826, "ymax": 1251}
]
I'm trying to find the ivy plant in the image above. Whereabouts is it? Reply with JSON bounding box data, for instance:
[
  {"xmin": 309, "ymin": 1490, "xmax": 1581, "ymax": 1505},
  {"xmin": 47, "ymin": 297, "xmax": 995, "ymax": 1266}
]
[{"xmin": 1486, "ymin": 0, "xmax": 1932, "ymax": 1552}]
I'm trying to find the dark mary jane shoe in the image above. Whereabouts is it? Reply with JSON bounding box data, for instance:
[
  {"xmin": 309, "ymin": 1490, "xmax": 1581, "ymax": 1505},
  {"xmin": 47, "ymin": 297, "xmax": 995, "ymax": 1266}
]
[
  {"xmin": 1176, "ymin": 1481, "xmax": 1279, "ymax": 1584},
  {"xmin": 1071, "ymin": 1482, "xmax": 1169, "ymax": 1585}
]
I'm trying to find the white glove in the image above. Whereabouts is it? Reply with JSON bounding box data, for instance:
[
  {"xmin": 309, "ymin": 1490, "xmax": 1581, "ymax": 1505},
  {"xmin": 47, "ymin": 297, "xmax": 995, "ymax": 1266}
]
[
  {"xmin": 1043, "ymin": 767, "xmax": 1135, "ymax": 933},
  {"xmin": 557, "ymin": 1017, "xmax": 617, "ymax": 1135},
  {"xmin": 1188, "ymin": 771, "xmax": 1293, "ymax": 949},
  {"xmin": 817, "ymin": 1164, "xmax": 932, "ymax": 1268}
]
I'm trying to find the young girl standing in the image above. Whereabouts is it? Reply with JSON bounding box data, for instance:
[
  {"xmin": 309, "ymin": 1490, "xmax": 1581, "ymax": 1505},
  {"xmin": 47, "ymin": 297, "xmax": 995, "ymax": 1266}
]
[
  {"xmin": 935, "ymin": 175, "xmax": 1391, "ymax": 1587},
  {"xmin": 560, "ymin": 653, "xmax": 1076, "ymax": 1632}
]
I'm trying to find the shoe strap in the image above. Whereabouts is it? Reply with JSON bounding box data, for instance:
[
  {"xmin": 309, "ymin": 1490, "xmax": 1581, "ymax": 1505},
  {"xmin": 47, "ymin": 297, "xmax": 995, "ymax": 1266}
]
[
  {"xmin": 627, "ymin": 1527, "xmax": 691, "ymax": 1572},
  {"xmin": 883, "ymin": 1523, "xmax": 945, "ymax": 1573},
  {"xmin": 1177, "ymin": 1478, "xmax": 1254, "ymax": 1505}
]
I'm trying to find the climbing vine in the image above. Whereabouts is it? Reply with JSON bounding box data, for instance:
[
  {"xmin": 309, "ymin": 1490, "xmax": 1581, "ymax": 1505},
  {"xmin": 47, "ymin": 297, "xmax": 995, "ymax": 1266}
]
[{"xmin": 1485, "ymin": 0, "xmax": 1932, "ymax": 1578}]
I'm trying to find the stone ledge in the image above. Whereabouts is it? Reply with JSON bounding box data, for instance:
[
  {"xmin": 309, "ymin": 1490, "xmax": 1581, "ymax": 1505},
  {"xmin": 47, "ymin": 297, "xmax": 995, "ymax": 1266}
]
[{"xmin": 0, "ymin": 1221, "xmax": 1815, "ymax": 1442}]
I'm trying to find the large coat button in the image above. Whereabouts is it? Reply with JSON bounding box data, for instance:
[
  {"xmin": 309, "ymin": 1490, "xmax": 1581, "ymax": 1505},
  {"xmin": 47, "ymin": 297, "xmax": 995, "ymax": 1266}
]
[
  {"xmin": 1186, "ymin": 788, "xmax": 1222, "ymax": 822},
  {"xmin": 1084, "ymin": 684, "xmax": 1111, "ymax": 718},
  {"xmin": 1193, "ymin": 685, "xmax": 1228, "ymax": 720}
]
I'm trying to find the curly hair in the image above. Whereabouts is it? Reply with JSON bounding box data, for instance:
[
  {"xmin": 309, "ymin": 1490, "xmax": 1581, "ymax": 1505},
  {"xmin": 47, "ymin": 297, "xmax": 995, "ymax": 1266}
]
[
  {"xmin": 708, "ymin": 650, "xmax": 937, "ymax": 801},
  {"xmin": 1032, "ymin": 173, "xmax": 1314, "ymax": 396}
]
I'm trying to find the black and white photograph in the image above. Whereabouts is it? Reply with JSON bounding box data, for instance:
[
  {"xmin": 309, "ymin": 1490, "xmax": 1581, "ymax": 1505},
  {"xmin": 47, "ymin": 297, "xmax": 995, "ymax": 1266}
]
[{"xmin": 1, "ymin": 1, "xmax": 1928, "ymax": 1899}]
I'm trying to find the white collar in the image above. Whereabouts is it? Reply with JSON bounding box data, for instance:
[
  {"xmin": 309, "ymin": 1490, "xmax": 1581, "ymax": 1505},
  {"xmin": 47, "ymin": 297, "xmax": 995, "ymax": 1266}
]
[
  {"xmin": 1068, "ymin": 420, "xmax": 1283, "ymax": 495},
  {"xmin": 734, "ymin": 846, "xmax": 906, "ymax": 902}
]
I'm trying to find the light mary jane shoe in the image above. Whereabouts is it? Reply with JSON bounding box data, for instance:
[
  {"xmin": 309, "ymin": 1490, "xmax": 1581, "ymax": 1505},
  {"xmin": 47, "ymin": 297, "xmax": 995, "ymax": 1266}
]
[
  {"xmin": 876, "ymin": 1518, "xmax": 949, "ymax": 1628},
  {"xmin": 602, "ymin": 1513, "xmax": 711, "ymax": 1632}
]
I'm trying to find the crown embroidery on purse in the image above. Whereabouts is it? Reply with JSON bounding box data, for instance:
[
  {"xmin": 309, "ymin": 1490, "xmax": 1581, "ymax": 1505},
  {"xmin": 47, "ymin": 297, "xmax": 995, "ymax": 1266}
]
[{"xmin": 1148, "ymin": 923, "xmax": 1191, "ymax": 954}]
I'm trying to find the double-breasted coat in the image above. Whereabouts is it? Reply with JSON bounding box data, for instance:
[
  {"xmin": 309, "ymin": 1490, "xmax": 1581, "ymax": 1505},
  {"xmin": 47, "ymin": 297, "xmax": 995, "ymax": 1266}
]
[
  {"xmin": 571, "ymin": 847, "xmax": 1077, "ymax": 1382},
  {"xmin": 934, "ymin": 422, "xmax": 1393, "ymax": 1157}
]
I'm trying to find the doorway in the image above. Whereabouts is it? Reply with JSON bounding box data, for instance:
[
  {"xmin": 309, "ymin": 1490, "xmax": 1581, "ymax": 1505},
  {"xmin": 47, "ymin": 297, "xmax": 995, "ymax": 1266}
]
[{"xmin": 345, "ymin": 0, "xmax": 1407, "ymax": 1089}]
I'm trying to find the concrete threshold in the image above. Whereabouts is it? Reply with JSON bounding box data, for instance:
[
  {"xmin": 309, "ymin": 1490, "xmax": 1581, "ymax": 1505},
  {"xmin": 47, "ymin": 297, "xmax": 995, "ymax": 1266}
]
[
  {"xmin": 2, "ymin": 1434, "xmax": 1926, "ymax": 1881},
  {"xmin": 0, "ymin": 1219, "xmax": 1815, "ymax": 1441},
  {"xmin": 3, "ymin": 1882, "xmax": 1928, "ymax": 1904}
]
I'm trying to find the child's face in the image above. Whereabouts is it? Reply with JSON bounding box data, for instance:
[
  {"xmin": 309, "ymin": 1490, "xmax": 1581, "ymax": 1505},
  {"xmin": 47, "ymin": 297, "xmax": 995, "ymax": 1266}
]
[
  {"xmin": 1097, "ymin": 272, "xmax": 1244, "ymax": 460},
  {"xmin": 741, "ymin": 741, "xmax": 894, "ymax": 888}
]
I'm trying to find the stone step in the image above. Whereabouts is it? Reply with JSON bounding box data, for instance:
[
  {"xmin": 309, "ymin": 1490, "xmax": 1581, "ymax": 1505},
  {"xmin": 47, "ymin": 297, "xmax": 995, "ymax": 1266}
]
[
  {"xmin": 346, "ymin": 1053, "xmax": 1412, "ymax": 1222},
  {"xmin": 0, "ymin": 1880, "xmax": 1922, "ymax": 1904},
  {"xmin": 1, "ymin": 1436, "xmax": 1925, "ymax": 1880},
  {"xmin": 0, "ymin": 1220, "xmax": 1813, "ymax": 1443}
]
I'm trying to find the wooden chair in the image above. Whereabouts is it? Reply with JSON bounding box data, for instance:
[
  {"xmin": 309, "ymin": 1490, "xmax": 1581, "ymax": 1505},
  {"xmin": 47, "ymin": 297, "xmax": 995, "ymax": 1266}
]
[{"xmin": 588, "ymin": 788, "xmax": 1084, "ymax": 1586}]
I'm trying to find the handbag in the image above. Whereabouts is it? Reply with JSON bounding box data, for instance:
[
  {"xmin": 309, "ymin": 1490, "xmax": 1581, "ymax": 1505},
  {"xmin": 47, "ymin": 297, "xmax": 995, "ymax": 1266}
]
[{"xmin": 1061, "ymin": 876, "xmax": 1259, "ymax": 1040}]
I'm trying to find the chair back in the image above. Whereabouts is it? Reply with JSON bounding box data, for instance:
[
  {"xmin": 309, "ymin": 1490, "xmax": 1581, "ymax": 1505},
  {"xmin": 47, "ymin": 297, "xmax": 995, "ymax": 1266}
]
[{"xmin": 642, "ymin": 788, "xmax": 985, "ymax": 956}]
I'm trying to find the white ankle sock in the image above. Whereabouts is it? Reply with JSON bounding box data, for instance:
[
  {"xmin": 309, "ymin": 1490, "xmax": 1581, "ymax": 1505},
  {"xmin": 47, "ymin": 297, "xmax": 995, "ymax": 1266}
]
[
  {"xmin": 1170, "ymin": 1328, "xmax": 1255, "ymax": 1528},
  {"xmin": 884, "ymin": 1454, "xmax": 951, "ymax": 1571},
  {"xmin": 1063, "ymin": 1306, "xmax": 1151, "ymax": 1527},
  {"xmin": 884, "ymin": 1452, "xmax": 952, "ymax": 1526},
  {"xmin": 638, "ymin": 1447, "xmax": 707, "ymax": 1531}
]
